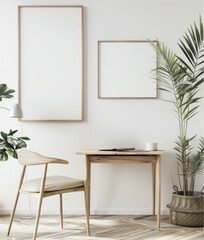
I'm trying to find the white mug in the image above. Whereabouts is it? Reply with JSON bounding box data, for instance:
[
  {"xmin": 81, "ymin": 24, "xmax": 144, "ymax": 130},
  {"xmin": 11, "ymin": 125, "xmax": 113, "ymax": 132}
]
[{"xmin": 145, "ymin": 142, "xmax": 158, "ymax": 151}]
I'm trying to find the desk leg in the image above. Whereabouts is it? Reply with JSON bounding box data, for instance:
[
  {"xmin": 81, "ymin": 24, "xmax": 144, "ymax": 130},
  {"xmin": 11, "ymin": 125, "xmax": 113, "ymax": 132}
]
[
  {"xmin": 156, "ymin": 155, "xmax": 161, "ymax": 228},
  {"xmin": 152, "ymin": 162, "xmax": 156, "ymax": 216},
  {"xmin": 85, "ymin": 155, "xmax": 91, "ymax": 216}
]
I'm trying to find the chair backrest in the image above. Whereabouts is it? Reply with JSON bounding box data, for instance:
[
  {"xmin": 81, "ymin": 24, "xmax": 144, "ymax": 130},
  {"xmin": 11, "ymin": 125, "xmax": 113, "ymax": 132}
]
[{"xmin": 18, "ymin": 150, "xmax": 69, "ymax": 166}]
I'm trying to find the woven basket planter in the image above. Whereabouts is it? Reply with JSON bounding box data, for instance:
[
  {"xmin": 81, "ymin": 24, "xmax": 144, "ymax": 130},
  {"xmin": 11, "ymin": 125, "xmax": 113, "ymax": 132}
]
[{"xmin": 167, "ymin": 192, "xmax": 204, "ymax": 227}]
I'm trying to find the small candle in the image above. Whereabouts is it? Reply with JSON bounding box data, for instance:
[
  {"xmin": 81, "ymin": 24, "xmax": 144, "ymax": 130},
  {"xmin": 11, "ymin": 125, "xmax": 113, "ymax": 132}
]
[{"xmin": 145, "ymin": 142, "xmax": 158, "ymax": 151}]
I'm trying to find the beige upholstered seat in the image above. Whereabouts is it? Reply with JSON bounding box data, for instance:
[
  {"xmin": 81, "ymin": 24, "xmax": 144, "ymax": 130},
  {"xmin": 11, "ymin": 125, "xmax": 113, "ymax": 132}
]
[
  {"xmin": 21, "ymin": 176, "xmax": 84, "ymax": 193},
  {"xmin": 7, "ymin": 150, "xmax": 90, "ymax": 240}
]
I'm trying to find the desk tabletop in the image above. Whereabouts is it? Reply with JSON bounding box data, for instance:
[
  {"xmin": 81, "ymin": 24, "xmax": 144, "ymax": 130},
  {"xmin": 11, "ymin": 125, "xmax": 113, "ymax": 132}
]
[{"xmin": 76, "ymin": 149, "xmax": 164, "ymax": 156}]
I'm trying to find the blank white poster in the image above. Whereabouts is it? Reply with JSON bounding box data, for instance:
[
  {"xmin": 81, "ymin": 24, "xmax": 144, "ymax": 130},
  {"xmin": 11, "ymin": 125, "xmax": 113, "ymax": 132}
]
[
  {"xmin": 98, "ymin": 41, "xmax": 157, "ymax": 99},
  {"xmin": 19, "ymin": 6, "xmax": 83, "ymax": 121}
]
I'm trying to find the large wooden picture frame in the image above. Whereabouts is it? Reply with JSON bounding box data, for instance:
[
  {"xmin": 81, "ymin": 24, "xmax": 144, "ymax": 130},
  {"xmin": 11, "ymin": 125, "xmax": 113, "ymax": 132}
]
[
  {"xmin": 18, "ymin": 6, "xmax": 84, "ymax": 122},
  {"xmin": 98, "ymin": 40, "xmax": 158, "ymax": 99}
]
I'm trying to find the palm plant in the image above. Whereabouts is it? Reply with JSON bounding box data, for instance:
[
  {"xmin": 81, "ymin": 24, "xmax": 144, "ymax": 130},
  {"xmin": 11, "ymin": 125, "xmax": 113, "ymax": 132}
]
[
  {"xmin": 0, "ymin": 83, "xmax": 30, "ymax": 161},
  {"xmin": 152, "ymin": 17, "xmax": 204, "ymax": 196}
]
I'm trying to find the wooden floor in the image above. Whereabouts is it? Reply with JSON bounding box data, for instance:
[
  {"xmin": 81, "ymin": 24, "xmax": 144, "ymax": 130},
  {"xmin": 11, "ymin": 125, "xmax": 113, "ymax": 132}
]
[{"xmin": 0, "ymin": 215, "xmax": 203, "ymax": 240}]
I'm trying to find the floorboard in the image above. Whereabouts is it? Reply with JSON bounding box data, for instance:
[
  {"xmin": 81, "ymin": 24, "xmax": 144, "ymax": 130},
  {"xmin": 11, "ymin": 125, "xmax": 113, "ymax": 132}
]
[{"xmin": 0, "ymin": 215, "xmax": 203, "ymax": 240}]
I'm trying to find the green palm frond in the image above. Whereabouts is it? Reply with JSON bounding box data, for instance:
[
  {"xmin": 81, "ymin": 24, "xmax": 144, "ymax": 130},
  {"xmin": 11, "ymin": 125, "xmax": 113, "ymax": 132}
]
[{"xmin": 187, "ymin": 137, "xmax": 204, "ymax": 192}]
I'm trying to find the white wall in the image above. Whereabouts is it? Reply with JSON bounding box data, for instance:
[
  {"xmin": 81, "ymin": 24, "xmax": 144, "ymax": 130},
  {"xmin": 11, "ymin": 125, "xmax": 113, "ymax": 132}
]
[{"xmin": 0, "ymin": 0, "xmax": 203, "ymax": 215}]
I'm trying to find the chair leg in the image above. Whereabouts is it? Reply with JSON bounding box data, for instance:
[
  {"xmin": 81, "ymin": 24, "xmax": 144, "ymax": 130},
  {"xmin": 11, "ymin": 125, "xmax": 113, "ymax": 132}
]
[
  {"xmin": 84, "ymin": 188, "xmax": 90, "ymax": 236},
  {"xmin": 59, "ymin": 193, "xmax": 63, "ymax": 229},
  {"xmin": 7, "ymin": 192, "xmax": 20, "ymax": 236},
  {"xmin": 33, "ymin": 195, "xmax": 43, "ymax": 240},
  {"xmin": 33, "ymin": 164, "xmax": 48, "ymax": 240},
  {"xmin": 7, "ymin": 166, "xmax": 26, "ymax": 236}
]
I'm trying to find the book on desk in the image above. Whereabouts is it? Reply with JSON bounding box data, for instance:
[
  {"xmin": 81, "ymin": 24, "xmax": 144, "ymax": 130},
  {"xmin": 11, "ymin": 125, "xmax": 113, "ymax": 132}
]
[
  {"xmin": 99, "ymin": 147, "xmax": 135, "ymax": 151},
  {"xmin": 98, "ymin": 148, "xmax": 159, "ymax": 152}
]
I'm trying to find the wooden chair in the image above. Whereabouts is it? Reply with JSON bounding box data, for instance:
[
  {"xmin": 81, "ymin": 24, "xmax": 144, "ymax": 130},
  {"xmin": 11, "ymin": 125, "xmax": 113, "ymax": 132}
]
[{"xmin": 7, "ymin": 150, "xmax": 90, "ymax": 240}]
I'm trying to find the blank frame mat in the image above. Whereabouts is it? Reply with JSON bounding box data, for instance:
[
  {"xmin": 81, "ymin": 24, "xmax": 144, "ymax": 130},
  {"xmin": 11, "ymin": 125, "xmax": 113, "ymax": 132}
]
[
  {"xmin": 19, "ymin": 7, "xmax": 83, "ymax": 121},
  {"xmin": 99, "ymin": 42, "xmax": 157, "ymax": 98}
]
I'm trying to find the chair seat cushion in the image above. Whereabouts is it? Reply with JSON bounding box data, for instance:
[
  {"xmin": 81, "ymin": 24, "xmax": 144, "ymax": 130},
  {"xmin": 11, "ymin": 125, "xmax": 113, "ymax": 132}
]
[{"xmin": 21, "ymin": 176, "xmax": 84, "ymax": 193}]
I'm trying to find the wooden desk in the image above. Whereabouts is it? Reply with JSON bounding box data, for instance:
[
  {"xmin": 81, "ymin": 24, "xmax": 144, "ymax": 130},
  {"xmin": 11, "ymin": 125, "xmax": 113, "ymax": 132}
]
[{"xmin": 76, "ymin": 150, "xmax": 164, "ymax": 228}]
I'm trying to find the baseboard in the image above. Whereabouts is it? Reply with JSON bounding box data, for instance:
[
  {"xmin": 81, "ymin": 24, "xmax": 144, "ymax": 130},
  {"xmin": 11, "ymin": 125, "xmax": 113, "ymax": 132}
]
[{"xmin": 0, "ymin": 208, "xmax": 169, "ymax": 216}]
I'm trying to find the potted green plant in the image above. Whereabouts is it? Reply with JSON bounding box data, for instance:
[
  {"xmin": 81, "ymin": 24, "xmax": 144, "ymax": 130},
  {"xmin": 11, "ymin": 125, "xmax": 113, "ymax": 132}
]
[
  {"xmin": 0, "ymin": 83, "xmax": 30, "ymax": 161},
  {"xmin": 152, "ymin": 17, "xmax": 204, "ymax": 226}
]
